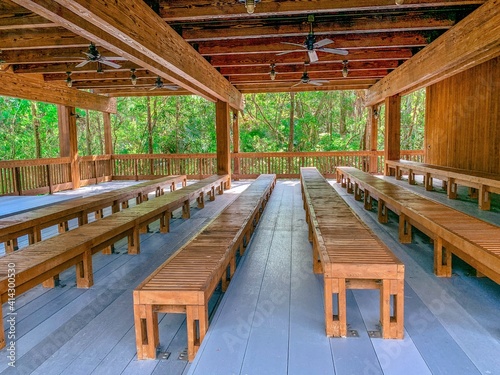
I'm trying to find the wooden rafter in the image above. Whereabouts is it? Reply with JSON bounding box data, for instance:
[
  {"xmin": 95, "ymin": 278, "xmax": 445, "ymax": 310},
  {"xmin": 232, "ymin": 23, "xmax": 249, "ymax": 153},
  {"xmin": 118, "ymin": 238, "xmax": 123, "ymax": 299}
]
[
  {"xmin": 12, "ymin": 0, "xmax": 243, "ymax": 109},
  {"xmin": 365, "ymin": 0, "xmax": 500, "ymax": 105}
]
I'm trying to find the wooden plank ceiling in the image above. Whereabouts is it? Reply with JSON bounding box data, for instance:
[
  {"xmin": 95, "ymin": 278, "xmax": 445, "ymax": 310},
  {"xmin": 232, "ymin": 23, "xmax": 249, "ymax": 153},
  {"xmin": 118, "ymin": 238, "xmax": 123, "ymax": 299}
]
[{"xmin": 0, "ymin": 0, "xmax": 485, "ymax": 98}]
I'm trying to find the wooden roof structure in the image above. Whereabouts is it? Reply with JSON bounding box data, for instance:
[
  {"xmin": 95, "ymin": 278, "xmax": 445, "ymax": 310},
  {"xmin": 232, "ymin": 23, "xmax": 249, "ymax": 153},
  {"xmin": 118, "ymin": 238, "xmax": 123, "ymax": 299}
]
[{"xmin": 1, "ymin": 0, "xmax": 499, "ymax": 113}]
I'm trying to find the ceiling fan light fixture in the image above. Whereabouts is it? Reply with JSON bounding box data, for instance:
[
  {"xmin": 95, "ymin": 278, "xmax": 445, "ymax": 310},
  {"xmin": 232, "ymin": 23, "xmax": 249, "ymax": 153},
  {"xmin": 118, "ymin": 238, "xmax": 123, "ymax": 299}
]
[
  {"xmin": 395, "ymin": 0, "xmax": 404, "ymax": 4},
  {"xmin": 130, "ymin": 68, "xmax": 137, "ymax": 85},
  {"xmin": 269, "ymin": 63, "xmax": 277, "ymax": 81},
  {"xmin": 342, "ymin": 60, "xmax": 349, "ymax": 78},
  {"xmin": 66, "ymin": 71, "xmax": 72, "ymax": 87},
  {"xmin": 239, "ymin": 0, "xmax": 260, "ymax": 14}
]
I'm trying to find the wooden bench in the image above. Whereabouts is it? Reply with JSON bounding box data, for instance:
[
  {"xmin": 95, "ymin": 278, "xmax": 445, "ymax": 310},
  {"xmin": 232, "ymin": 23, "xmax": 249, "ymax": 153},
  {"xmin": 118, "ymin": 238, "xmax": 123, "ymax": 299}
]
[
  {"xmin": 133, "ymin": 174, "xmax": 276, "ymax": 362},
  {"xmin": 300, "ymin": 167, "xmax": 404, "ymax": 339},
  {"xmin": 0, "ymin": 175, "xmax": 187, "ymax": 253},
  {"xmin": 386, "ymin": 159, "xmax": 500, "ymax": 210},
  {"xmin": 0, "ymin": 174, "xmax": 228, "ymax": 350},
  {"xmin": 337, "ymin": 166, "xmax": 500, "ymax": 284}
]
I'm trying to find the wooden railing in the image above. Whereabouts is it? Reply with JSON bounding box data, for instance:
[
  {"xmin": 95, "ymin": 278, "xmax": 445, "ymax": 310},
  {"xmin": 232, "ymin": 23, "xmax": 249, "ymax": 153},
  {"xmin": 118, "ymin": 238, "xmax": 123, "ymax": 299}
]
[{"xmin": 0, "ymin": 150, "xmax": 424, "ymax": 196}]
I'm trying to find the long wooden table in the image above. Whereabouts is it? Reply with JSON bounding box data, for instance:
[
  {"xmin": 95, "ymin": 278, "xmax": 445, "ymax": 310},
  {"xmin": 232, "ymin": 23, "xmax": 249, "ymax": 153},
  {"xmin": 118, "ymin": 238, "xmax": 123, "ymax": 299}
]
[
  {"xmin": 301, "ymin": 167, "xmax": 404, "ymax": 339},
  {"xmin": 385, "ymin": 159, "xmax": 500, "ymax": 210},
  {"xmin": 337, "ymin": 167, "xmax": 500, "ymax": 284},
  {"xmin": 0, "ymin": 174, "xmax": 228, "ymax": 350},
  {"xmin": 133, "ymin": 174, "xmax": 276, "ymax": 362},
  {"xmin": 0, "ymin": 175, "xmax": 187, "ymax": 253}
]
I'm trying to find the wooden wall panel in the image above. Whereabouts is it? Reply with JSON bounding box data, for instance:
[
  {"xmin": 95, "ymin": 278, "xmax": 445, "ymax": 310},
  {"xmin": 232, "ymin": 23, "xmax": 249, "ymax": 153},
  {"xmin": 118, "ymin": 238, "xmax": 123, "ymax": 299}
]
[{"xmin": 425, "ymin": 57, "xmax": 500, "ymax": 174}]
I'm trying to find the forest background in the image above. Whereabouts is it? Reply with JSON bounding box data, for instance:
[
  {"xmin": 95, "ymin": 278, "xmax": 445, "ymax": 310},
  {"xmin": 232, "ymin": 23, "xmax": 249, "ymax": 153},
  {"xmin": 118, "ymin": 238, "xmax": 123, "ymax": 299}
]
[{"xmin": 0, "ymin": 89, "xmax": 425, "ymax": 161}]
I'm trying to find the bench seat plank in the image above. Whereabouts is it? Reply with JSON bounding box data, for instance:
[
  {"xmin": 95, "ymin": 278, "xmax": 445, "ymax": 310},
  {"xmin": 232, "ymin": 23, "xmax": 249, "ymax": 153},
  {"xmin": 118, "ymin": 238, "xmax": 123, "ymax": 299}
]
[
  {"xmin": 300, "ymin": 167, "xmax": 404, "ymax": 340},
  {"xmin": 133, "ymin": 174, "xmax": 276, "ymax": 362}
]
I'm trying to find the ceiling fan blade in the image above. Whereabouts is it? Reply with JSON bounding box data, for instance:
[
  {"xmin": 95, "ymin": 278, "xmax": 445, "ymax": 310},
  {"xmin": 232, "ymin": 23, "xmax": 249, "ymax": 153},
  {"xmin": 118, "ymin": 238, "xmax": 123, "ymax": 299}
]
[
  {"xmin": 313, "ymin": 39, "xmax": 334, "ymax": 48},
  {"xmin": 281, "ymin": 42, "xmax": 306, "ymax": 48},
  {"xmin": 291, "ymin": 81, "xmax": 303, "ymax": 88},
  {"xmin": 75, "ymin": 60, "xmax": 90, "ymax": 68},
  {"xmin": 164, "ymin": 85, "xmax": 179, "ymax": 91},
  {"xmin": 101, "ymin": 56, "xmax": 128, "ymax": 61},
  {"xmin": 319, "ymin": 47, "xmax": 349, "ymax": 56},
  {"xmin": 149, "ymin": 86, "xmax": 157, "ymax": 91},
  {"xmin": 276, "ymin": 50, "xmax": 300, "ymax": 56},
  {"xmin": 308, "ymin": 50, "xmax": 319, "ymax": 63},
  {"xmin": 99, "ymin": 59, "xmax": 122, "ymax": 69},
  {"xmin": 309, "ymin": 81, "xmax": 323, "ymax": 86}
]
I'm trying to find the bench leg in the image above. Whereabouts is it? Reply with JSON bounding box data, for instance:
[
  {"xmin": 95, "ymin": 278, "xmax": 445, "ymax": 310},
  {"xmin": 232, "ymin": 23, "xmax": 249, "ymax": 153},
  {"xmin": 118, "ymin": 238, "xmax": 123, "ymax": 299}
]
[
  {"xmin": 425, "ymin": 173, "xmax": 433, "ymax": 191},
  {"xmin": 325, "ymin": 278, "xmax": 347, "ymax": 337},
  {"xmin": 479, "ymin": 185, "xmax": 490, "ymax": 210},
  {"xmin": 186, "ymin": 305, "xmax": 208, "ymax": 362},
  {"xmin": 197, "ymin": 192, "xmax": 205, "ymax": 209},
  {"xmin": 160, "ymin": 212, "xmax": 170, "ymax": 233},
  {"xmin": 380, "ymin": 279, "xmax": 404, "ymax": 339},
  {"xmin": 122, "ymin": 200, "xmax": 129, "ymax": 209},
  {"xmin": 340, "ymin": 174, "xmax": 346, "ymax": 188},
  {"xmin": 58, "ymin": 221, "xmax": 69, "ymax": 233},
  {"xmin": 94, "ymin": 209, "xmax": 104, "ymax": 220},
  {"xmin": 447, "ymin": 178, "xmax": 457, "ymax": 199},
  {"xmin": 395, "ymin": 166, "xmax": 402, "ymax": 180},
  {"xmin": 408, "ymin": 170, "xmax": 415, "ymax": 185},
  {"xmin": 29, "ymin": 227, "xmax": 42, "ymax": 244},
  {"xmin": 468, "ymin": 187, "xmax": 478, "ymax": 199},
  {"xmin": 182, "ymin": 200, "xmax": 191, "ymax": 219},
  {"xmin": 354, "ymin": 183, "xmax": 362, "ymax": 201},
  {"xmin": 5, "ymin": 238, "xmax": 18, "ymax": 253},
  {"xmin": 364, "ymin": 190, "xmax": 372, "ymax": 210},
  {"xmin": 377, "ymin": 199, "xmax": 388, "ymax": 224},
  {"xmin": 347, "ymin": 178, "xmax": 353, "ymax": 194},
  {"xmin": 42, "ymin": 275, "xmax": 60, "ymax": 288},
  {"xmin": 398, "ymin": 214, "xmax": 412, "ymax": 243},
  {"xmin": 128, "ymin": 229, "xmax": 141, "ymax": 254},
  {"xmin": 101, "ymin": 245, "xmax": 113, "ymax": 255},
  {"xmin": 134, "ymin": 304, "xmax": 159, "ymax": 360},
  {"xmin": 209, "ymin": 186, "xmax": 216, "ymax": 201},
  {"xmin": 76, "ymin": 250, "xmax": 94, "ymax": 288},
  {"xmin": 312, "ymin": 238, "xmax": 322, "ymax": 274},
  {"xmin": 434, "ymin": 237, "xmax": 452, "ymax": 277}
]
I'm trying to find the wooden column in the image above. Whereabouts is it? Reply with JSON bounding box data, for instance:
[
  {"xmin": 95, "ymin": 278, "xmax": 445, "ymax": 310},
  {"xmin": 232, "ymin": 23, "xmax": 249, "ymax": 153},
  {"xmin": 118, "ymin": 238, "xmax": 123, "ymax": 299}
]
[
  {"xmin": 58, "ymin": 105, "xmax": 80, "ymax": 189},
  {"xmin": 368, "ymin": 105, "xmax": 379, "ymax": 174},
  {"xmin": 384, "ymin": 95, "xmax": 401, "ymax": 176},
  {"xmin": 103, "ymin": 112, "xmax": 113, "ymax": 155},
  {"xmin": 232, "ymin": 110, "xmax": 240, "ymax": 180},
  {"xmin": 216, "ymin": 100, "xmax": 231, "ymax": 189}
]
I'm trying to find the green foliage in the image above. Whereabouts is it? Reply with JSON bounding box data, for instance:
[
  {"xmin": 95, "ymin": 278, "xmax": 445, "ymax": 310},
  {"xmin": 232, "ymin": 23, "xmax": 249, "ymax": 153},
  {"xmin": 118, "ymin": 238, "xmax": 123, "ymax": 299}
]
[{"xmin": 0, "ymin": 89, "xmax": 425, "ymax": 161}]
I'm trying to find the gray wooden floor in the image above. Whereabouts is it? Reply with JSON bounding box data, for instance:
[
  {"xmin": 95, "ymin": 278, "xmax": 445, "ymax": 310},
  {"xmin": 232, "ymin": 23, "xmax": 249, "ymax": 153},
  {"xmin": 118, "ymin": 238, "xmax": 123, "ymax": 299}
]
[{"xmin": 1, "ymin": 179, "xmax": 499, "ymax": 374}]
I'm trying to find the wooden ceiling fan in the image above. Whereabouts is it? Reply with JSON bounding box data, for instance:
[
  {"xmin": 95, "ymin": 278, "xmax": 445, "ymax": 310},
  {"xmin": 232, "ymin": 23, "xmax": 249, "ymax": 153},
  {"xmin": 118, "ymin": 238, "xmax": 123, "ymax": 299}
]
[
  {"xmin": 278, "ymin": 15, "xmax": 348, "ymax": 63},
  {"xmin": 150, "ymin": 76, "xmax": 179, "ymax": 91},
  {"xmin": 292, "ymin": 63, "xmax": 329, "ymax": 87},
  {"xmin": 75, "ymin": 42, "xmax": 127, "ymax": 69}
]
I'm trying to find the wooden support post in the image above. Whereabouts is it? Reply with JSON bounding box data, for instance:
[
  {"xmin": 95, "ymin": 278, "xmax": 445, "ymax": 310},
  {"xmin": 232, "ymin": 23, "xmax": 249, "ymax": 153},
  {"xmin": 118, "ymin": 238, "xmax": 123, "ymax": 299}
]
[
  {"xmin": 384, "ymin": 95, "xmax": 401, "ymax": 176},
  {"xmin": 128, "ymin": 229, "xmax": 141, "ymax": 254},
  {"xmin": 368, "ymin": 105, "xmax": 379, "ymax": 174},
  {"xmin": 216, "ymin": 100, "xmax": 231, "ymax": 189},
  {"xmin": 76, "ymin": 250, "xmax": 93, "ymax": 288},
  {"xmin": 381, "ymin": 279, "xmax": 404, "ymax": 339},
  {"xmin": 159, "ymin": 212, "xmax": 170, "ymax": 233},
  {"xmin": 186, "ymin": 305, "xmax": 208, "ymax": 362},
  {"xmin": 59, "ymin": 105, "xmax": 81, "ymax": 189},
  {"xmin": 232, "ymin": 110, "xmax": 240, "ymax": 179}
]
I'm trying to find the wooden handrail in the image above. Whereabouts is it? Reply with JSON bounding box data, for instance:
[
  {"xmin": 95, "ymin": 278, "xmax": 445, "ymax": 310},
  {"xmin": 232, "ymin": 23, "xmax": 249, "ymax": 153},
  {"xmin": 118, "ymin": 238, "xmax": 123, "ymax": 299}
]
[{"xmin": 0, "ymin": 150, "xmax": 424, "ymax": 197}]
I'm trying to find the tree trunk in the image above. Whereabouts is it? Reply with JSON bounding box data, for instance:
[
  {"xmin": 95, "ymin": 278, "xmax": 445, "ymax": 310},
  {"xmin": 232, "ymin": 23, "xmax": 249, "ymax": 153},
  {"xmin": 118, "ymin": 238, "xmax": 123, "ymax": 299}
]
[
  {"xmin": 175, "ymin": 96, "xmax": 181, "ymax": 153},
  {"xmin": 31, "ymin": 102, "xmax": 42, "ymax": 158},
  {"xmin": 85, "ymin": 109, "xmax": 92, "ymax": 155},
  {"xmin": 288, "ymin": 92, "xmax": 295, "ymax": 152},
  {"xmin": 146, "ymin": 96, "xmax": 154, "ymax": 154},
  {"xmin": 96, "ymin": 113, "xmax": 104, "ymax": 154}
]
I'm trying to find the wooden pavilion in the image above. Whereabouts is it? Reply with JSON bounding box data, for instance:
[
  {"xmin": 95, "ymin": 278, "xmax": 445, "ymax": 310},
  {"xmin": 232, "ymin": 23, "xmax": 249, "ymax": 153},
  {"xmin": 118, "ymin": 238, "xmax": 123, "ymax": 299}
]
[{"xmin": 0, "ymin": 1, "xmax": 499, "ymax": 374}]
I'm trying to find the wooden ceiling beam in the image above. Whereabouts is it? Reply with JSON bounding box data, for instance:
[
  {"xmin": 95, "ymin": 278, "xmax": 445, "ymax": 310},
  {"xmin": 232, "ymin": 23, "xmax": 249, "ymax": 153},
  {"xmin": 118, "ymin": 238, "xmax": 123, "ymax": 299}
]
[
  {"xmin": 0, "ymin": 27, "xmax": 88, "ymax": 50},
  {"xmin": 366, "ymin": 0, "xmax": 500, "ymax": 105},
  {"xmin": 180, "ymin": 12, "xmax": 455, "ymax": 42},
  {"xmin": 13, "ymin": 0, "xmax": 243, "ymax": 110},
  {"xmin": 210, "ymin": 49, "xmax": 413, "ymax": 67},
  {"xmin": 0, "ymin": 47, "xmax": 129, "ymax": 64},
  {"xmin": 227, "ymin": 72, "xmax": 385, "ymax": 83},
  {"xmin": 195, "ymin": 32, "xmax": 428, "ymax": 55},
  {"xmin": 0, "ymin": 71, "xmax": 116, "ymax": 112},
  {"xmin": 160, "ymin": 0, "xmax": 485, "ymax": 21},
  {"xmin": 237, "ymin": 84, "xmax": 372, "ymax": 94},
  {"xmin": 44, "ymin": 70, "xmax": 152, "ymax": 82}
]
